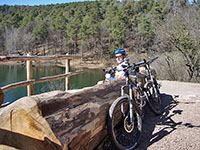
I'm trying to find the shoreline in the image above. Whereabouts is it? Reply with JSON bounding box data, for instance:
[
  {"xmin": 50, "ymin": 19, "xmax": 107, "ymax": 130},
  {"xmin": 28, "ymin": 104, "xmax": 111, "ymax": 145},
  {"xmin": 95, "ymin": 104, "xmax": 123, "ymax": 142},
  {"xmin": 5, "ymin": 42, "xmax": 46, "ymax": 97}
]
[{"xmin": 0, "ymin": 59, "xmax": 111, "ymax": 69}]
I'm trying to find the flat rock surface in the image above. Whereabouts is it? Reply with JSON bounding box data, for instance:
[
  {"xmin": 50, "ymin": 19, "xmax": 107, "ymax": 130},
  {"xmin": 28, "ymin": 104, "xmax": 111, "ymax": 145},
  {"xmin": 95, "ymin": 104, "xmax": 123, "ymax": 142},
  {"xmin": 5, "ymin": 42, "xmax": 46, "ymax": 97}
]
[
  {"xmin": 101, "ymin": 80, "xmax": 200, "ymax": 150},
  {"xmin": 138, "ymin": 80, "xmax": 200, "ymax": 150}
]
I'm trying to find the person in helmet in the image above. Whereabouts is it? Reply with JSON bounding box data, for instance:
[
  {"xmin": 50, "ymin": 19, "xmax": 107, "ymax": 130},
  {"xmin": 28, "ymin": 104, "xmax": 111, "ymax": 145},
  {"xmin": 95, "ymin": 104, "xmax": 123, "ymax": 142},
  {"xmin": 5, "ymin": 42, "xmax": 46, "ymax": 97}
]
[
  {"xmin": 97, "ymin": 48, "xmax": 128, "ymax": 84},
  {"xmin": 114, "ymin": 48, "xmax": 129, "ymax": 79},
  {"xmin": 114, "ymin": 48, "xmax": 126, "ymax": 64}
]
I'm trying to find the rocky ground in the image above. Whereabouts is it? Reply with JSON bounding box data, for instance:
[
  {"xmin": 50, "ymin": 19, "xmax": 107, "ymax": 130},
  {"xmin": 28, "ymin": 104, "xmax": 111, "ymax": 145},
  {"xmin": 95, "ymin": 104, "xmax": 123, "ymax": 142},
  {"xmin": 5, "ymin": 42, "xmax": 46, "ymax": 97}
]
[{"xmin": 99, "ymin": 80, "xmax": 200, "ymax": 150}]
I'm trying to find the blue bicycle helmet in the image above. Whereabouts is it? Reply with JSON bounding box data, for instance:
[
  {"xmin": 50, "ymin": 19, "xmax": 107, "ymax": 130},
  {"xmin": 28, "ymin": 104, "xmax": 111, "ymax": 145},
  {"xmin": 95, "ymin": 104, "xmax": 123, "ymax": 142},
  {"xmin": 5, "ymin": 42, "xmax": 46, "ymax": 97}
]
[{"xmin": 114, "ymin": 48, "xmax": 126, "ymax": 55}]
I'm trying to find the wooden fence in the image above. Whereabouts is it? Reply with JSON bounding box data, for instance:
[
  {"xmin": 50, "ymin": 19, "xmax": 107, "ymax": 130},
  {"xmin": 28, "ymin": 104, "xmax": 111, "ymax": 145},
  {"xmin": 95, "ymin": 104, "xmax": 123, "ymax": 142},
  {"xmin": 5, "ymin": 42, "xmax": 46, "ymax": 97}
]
[{"xmin": 0, "ymin": 53, "xmax": 83, "ymax": 105}]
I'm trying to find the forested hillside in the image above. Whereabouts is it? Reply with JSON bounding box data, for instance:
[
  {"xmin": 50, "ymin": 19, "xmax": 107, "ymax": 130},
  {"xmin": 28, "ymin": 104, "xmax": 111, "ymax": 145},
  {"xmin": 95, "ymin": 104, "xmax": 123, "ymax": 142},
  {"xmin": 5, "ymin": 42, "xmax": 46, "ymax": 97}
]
[{"xmin": 0, "ymin": 0, "xmax": 199, "ymax": 82}]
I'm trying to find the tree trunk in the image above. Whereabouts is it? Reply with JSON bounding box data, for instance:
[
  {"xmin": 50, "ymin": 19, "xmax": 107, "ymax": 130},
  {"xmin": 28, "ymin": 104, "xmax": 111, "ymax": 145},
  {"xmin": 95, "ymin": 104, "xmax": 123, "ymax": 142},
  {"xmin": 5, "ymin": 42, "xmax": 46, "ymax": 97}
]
[
  {"xmin": 0, "ymin": 80, "xmax": 124, "ymax": 150},
  {"xmin": 39, "ymin": 80, "xmax": 123, "ymax": 150}
]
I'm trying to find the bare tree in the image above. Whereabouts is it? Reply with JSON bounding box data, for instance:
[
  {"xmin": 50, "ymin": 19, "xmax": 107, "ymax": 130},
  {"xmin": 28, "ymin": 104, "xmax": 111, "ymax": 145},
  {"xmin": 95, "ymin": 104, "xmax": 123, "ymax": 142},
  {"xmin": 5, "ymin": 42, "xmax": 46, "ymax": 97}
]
[
  {"xmin": 5, "ymin": 26, "xmax": 35, "ymax": 55},
  {"xmin": 155, "ymin": 1, "xmax": 200, "ymax": 82},
  {"xmin": 19, "ymin": 31, "xmax": 34, "ymax": 54},
  {"xmin": 5, "ymin": 26, "xmax": 20, "ymax": 55},
  {"xmin": 0, "ymin": 29, "xmax": 5, "ymax": 54}
]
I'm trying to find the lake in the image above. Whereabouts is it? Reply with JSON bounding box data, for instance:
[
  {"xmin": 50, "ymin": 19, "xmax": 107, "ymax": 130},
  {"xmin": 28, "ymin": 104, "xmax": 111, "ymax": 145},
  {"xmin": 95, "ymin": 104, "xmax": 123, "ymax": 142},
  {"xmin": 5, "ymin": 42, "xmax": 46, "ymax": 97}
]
[{"xmin": 0, "ymin": 64, "xmax": 105, "ymax": 104}]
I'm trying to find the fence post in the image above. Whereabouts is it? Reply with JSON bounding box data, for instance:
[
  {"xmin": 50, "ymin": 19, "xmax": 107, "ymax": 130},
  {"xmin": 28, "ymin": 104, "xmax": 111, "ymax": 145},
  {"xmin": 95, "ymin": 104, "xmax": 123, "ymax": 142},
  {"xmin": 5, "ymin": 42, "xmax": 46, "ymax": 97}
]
[
  {"xmin": 27, "ymin": 53, "xmax": 34, "ymax": 96},
  {"xmin": 65, "ymin": 58, "xmax": 71, "ymax": 91}
]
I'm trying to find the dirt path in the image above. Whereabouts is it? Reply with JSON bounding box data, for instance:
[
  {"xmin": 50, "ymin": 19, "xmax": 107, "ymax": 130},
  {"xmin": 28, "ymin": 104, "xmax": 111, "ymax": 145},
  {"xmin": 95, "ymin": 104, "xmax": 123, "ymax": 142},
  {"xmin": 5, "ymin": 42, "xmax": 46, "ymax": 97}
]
[{"xmin": 137, "ymin": 80, "xmax": 200, "ymax": 150}]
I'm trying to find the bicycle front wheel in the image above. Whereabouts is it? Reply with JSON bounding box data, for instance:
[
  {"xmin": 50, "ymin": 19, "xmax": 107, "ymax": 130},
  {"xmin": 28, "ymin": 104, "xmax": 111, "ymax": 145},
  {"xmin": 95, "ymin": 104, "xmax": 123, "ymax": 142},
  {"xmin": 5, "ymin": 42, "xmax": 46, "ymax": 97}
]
[
  {"xmin": 107, "ymin": 96, "xmax": 142, "ymax": 150},
  {"xmin": 146, "ymin": 79, "xmax": 163, "ymax": 115}
]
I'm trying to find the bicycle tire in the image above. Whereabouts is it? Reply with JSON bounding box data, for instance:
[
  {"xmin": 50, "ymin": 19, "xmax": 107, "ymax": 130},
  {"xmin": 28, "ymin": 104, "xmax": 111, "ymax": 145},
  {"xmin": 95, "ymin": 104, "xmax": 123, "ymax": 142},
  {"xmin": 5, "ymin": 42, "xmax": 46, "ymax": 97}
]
[
  {"xmin": 107, "ymin": 96, "xmax": 142, "ymax": 150},
  {"xmin": 146, "ymin": 79, "xmax": 163, "ymax": 115}
]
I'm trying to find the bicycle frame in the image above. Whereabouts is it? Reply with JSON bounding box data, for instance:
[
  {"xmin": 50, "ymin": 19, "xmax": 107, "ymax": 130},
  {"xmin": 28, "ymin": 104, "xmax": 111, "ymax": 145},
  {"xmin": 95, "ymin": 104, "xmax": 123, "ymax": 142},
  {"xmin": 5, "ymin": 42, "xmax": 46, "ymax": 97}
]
[
  {"xmin": 119, "ymin": 56, "xmax": 159, "ymax": 124},
  {"xmin": 106, "ymin": 56, "xmax": 162, "ymax": 150},
  {"xmin": 120, "ymin": 70, "xmax": 142, "ymax": 124},
  {"xmin": 107, "ymin": 58, "xmax": 163, "ymax": 149},
  {"xmin": 107, "ymin": 56, "xmax": 160, "ymax": 124}
]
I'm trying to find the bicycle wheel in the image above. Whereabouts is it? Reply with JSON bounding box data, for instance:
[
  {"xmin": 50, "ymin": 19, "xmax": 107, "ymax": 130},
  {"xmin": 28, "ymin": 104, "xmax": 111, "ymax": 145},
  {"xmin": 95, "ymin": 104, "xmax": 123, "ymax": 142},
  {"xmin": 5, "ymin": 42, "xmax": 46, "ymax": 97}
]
[
  {"xmin": 146, "ymin": 79, "xmax": 163, "ymax": 115},
  {"xmin": 107, "ymin": 96, "xmax": 142, "ymax": 150}
]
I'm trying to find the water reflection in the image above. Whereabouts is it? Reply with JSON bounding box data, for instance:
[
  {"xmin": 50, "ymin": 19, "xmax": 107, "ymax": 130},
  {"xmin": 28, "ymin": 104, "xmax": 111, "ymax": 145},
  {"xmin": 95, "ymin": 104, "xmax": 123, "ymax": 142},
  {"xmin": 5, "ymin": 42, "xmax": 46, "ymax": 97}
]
[{"xmin": 0, "ymin": 64, "xmax": 104, "ymax": 104}]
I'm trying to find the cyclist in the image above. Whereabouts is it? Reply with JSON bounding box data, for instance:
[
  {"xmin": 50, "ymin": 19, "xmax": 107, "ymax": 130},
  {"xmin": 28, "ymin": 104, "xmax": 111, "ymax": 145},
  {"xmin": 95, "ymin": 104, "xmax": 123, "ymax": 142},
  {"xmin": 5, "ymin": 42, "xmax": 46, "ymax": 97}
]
[
  {"xmin": 114, "ymin": 48, "xmax": 129, "ymax": 79},
  {"xmin": 97, "ymin": 48, "xmax": 129, "ymax": 84},
  {"xmin": 109, "ymin": 48, "xmax": 147, "ymax": 83}
]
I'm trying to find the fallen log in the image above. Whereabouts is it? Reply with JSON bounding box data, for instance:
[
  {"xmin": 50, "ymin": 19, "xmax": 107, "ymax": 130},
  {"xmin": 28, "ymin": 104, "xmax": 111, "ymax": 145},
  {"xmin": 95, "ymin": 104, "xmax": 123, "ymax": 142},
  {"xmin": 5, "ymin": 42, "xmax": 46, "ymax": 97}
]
[{"xmin": 0, "ymin": 80, "xmax": 124, "ymax": 150}]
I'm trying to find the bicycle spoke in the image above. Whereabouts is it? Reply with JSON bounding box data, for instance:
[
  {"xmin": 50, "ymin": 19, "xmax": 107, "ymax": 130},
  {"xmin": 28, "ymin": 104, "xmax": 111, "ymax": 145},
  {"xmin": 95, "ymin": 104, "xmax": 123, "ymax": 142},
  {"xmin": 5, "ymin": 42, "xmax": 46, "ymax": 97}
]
[{"xmin": 107, "ymin": 97, "xmax": 142, "ymax": 150}]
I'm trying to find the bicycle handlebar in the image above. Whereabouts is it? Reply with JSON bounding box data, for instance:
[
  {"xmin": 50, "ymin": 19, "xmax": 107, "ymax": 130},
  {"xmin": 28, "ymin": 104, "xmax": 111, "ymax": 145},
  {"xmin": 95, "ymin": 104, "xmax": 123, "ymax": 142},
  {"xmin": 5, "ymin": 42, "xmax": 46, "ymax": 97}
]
[
  {"xmin": 103, "ymin": 68, "xmax": 116, "ymax": 74},
  {"xmin": 133, "ymin": 60, "xmax": 145, "ymax": 67},
  {"xmin": 146, "ymin": 56, "xmax": 158, "ymax": 65},
  {"xmin": 132, "ymin": 56, "xmax": 158, "ymax": 68},
  {"xmin": 103, "ymin": 56, "xmax": 158, "ymax": 74}
]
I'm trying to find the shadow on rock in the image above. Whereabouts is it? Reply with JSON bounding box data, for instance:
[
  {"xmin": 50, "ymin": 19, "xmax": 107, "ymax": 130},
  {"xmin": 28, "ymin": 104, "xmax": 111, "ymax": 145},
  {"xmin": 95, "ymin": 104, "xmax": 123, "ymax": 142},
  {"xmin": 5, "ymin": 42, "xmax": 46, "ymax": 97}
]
[{"xmin": 136, "ymin": 93, "xmax": 182, "ymax": 150}]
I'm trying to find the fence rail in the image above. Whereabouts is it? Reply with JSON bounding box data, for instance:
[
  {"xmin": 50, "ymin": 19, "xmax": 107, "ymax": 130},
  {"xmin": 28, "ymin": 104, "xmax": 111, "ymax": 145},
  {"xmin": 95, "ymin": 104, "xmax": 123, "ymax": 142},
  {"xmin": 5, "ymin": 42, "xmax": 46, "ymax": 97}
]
[
  {"xmin": 0, "ymin": 55, "xmax": 81, "ymax": 62},
  {"xmin": 0, "ymin": 54, "xmax": 83, "ymax": 106},
  {"xmin": 1, "ymin": 71, "xmax": 84, "ymax": 92}
]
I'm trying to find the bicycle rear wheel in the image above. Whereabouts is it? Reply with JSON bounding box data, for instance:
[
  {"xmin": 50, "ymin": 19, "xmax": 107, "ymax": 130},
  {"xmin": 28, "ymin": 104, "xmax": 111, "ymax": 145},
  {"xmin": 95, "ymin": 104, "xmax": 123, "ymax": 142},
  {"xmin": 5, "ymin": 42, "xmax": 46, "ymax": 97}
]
[
  {"xmin": 146, "ymin": 79, "xmax": 163, "ymax": 115},
  {"xmin": 107, "ymin": 96, "xmax": 142, "ymax": 150}
]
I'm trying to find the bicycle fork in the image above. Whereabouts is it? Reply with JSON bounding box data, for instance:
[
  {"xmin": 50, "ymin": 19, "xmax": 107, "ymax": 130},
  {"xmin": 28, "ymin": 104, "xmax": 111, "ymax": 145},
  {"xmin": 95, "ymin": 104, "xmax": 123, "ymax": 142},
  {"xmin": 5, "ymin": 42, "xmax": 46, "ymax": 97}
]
[
  {"xmin": 120, "ymin": 85, "xmax": 141, "ymax": 124},
  {"xmin": 129, "ymin": 85, "xmax": 134, "ymax": 124}
]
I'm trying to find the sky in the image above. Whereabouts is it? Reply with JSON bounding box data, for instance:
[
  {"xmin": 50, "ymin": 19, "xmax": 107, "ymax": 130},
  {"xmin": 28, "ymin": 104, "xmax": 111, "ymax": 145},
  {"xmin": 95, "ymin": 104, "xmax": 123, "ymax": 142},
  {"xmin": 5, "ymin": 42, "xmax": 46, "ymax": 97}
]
[
  {"xmin": 0, "ymin": 0, "xmax": 195, "ymax": 6},
  {"xmin": 0, "ymin": 0, "xmax": 95, "ymax": 6}
]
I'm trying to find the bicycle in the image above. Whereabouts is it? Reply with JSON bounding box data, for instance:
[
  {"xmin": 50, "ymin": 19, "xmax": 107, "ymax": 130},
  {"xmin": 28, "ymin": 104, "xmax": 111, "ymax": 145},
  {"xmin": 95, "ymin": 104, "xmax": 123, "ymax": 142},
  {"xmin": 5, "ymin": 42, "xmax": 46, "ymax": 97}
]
[{"xmin": 106, "ymin": 57, "xmax": 163, "ymax": 150}]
